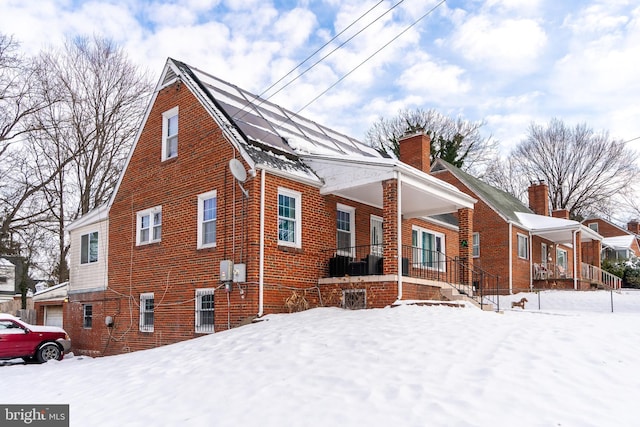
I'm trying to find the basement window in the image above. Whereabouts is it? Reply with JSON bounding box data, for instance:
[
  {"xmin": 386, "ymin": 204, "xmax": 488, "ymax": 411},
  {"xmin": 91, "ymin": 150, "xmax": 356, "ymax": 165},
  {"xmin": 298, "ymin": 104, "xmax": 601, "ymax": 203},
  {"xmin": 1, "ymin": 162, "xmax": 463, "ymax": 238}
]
[
  {"xmin": 139, "ymin": 293, "xmax": 154, "ymax": 332},
  {"xmin": 343, "ymin": 289, "xmax": 366, "ymax": 310}
]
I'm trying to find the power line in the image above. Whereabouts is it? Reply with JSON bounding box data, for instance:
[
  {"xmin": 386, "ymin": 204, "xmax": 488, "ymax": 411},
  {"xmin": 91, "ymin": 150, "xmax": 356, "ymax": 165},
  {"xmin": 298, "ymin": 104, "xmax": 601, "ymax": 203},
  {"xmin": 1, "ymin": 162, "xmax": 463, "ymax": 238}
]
[
  {"xmin": 233, "ymin": 0, "xmax": 406, "ymax": 121},
  {"xmin": 295, "ymin": 0, "xmax": 447, "ymax": 115},
  {"xmin": 253, "ymin": 0, "xmax": 386, "ymax": 102}
]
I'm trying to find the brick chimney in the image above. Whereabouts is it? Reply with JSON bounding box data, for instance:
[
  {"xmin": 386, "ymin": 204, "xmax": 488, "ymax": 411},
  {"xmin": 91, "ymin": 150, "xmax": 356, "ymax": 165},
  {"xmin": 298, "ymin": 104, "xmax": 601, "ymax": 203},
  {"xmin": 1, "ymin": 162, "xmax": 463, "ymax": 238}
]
[
  {"xmin": 552, "ymin": 209, "xmax": 570, "ymax": 219},
  {"xmin": 399, "ymin": 131, "xmax": 430, "ymax": 174},
  {"xmin": 528, "ymin": 181, "xmax": 549, "ymax": 216},
  {"xmin": 628, "ymin": 220, "xmax": 640, "ymax": 234}
]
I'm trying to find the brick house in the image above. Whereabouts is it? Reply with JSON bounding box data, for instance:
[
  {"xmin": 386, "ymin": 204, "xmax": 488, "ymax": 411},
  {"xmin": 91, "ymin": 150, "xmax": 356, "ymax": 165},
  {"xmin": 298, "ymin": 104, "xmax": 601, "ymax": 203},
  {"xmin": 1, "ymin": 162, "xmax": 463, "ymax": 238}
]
[
  {"xmin": 65, "ymin": 58, "xmax": 486, "ymax": 356},
  {"xmin": 582, "ymin": 217, "xmax": 640, "ymax": 260},
  {"xmin": 431, "ymin": 159, "xmax": 619, "ymax": 293}
]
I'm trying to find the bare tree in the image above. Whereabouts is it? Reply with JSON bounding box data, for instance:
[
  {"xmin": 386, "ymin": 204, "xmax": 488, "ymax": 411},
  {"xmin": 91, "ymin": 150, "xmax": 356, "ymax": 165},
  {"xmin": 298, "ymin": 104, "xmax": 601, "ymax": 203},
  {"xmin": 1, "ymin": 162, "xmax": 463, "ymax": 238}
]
[
  {"xmin": 30, "ymin": 35, "xmax": 152, "ymax": 282},
  {"xmin": 483, "ymin": 156, "xmax": 530, "ymax": 202},
  {"xmin": 365, "ymin": 108, "xmax": 498, "ymax": 173},
  {"xmin": 0, "ymin": 34, "xmax": 62, "ymax": 256},
  {"xmin": 511, "ymin": 118, "xmax": 639, "ymax": 219},
  {"xmin": 0, "ymin": 34, "xmax": 52, "ymax": 157}
]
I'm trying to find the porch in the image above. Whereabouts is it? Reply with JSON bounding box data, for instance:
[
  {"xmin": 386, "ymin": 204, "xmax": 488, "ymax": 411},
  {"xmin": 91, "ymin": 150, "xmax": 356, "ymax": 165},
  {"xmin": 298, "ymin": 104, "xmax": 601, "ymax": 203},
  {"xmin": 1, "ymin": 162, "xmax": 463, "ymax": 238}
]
[
  {"xmin": 319, "ymin": 244, "xmax": 500, "ymax": 310},
  {"xmin": 532, "ymin": 262, "xmax": 622, "ymax": 290}
]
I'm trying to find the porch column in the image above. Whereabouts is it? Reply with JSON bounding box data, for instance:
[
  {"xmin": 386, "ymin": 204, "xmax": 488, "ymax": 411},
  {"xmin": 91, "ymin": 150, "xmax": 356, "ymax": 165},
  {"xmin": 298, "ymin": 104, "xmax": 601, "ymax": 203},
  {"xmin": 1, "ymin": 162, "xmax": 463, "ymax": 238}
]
[
  {"xmin": 593, "ymin": 240, "xmax": 602, "ymax": 270},
  {"xmin": 382, "ymin": 178, "xmax": 399, "ymax": 276},
  {"xmin": 573, "ymin": 230, "xmax": 582, "ymax": 290},
  {"xmin": 458, "ymin": 207, "xmax": 474, "ymax": 289}
]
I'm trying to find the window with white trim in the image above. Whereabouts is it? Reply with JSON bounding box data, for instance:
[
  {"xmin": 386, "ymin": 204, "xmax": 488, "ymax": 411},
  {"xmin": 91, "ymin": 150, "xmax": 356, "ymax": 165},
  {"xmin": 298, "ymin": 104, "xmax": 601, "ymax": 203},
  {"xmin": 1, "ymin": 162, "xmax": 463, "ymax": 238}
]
[
  {"xmin": 370, "ymin": 215, "xmax": 383, "ymax": 256},
  {"xmin": 197, "ymin": 191, "xmax": 217, "ymax": 249},
  {"xmin": 517, "ymin": 233, "xmax": 529, "ymax": 259},
  {"xmin": 83, "ymin": 304, "xmax": 93, "ymax": 329},
  {"xmin": 162, "ymin": 107, "xmax": 178, "ymax": 160},
  {"xmin": 195, "ymin": 288, "xmax": 215, "ymax": 333},
  {"xmin": 556, "ymin": 248, "xmax": 568, "ymax": 270},
  {"xmin": 140, "ymin": 293, "xmax": 154, "ymax": 332},
  {"xmin": 137, "ymin": 206, "xmax": 162, "ymax": 245},
  {"xmin": 278, "ymin": 188, "xmax": 301, "ymax": 248},
  {"xmin": 588, "ymin": 222, "xmax": 599, "ymax": 232},
  {"xmin": 80, "ymin": 231, "xmax": 99, "ymax": 264},
  {"xmin": 411, "ymin": 226, "xmax": 446, "ymax": 271},
  {"xmin": 337, "ymin": 204, "xmax": 355, "ymax": 256},
  {"xmin": 472, "ymin": 232, "xmax": 480, "ymax": 258}
]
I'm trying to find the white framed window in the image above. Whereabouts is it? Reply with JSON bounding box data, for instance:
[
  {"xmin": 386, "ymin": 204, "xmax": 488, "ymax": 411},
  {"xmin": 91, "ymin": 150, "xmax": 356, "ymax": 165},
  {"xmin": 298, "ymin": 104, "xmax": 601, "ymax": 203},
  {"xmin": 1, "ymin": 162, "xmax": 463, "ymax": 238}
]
[
  {"xmin": 411, "ymin": 226, "xmax": 446, "ymax": 271},
  {"xmin": 195, "ymin": 288, "xmax": 215, "ymax": 333},
  {"xmin": 83, "ymin": 304, "xmax": 93, "ymax": 329},
  {"xmin": 370, "ymin": 215, "xmax": 383, "ymax": 256},
  {"xmin": 517, "ymin": 233, "xmax": 529, "ymax": 259},
  {"xmin": 472, "ymin": 232, "xmax": 480, "ymax": 258},
  {"xmin": 140, "ymin": 292, "xmax": 154, "ymax": 332},
  {"xmin": 556, "ymin": 248, "xmax": 568, "ymax": 270},
  {"xmin": 80, "ymin": 231, "xmax": 99, "ymax": 264},
  {"xmin": 197, "ymin": 190, "xmax": 217, "ymax": 249},
  {"xmin": 337, "ymin": 204, "xmax": 355, "ymax": 256},
  {"xmin": 137, "ymin": 206, "xmax": 162, "ymax": 245},
  {"xmin": 588, "ymin": 222, "xmax": 599, "ymax": 232},
  {"xmin": 278, "ymin": 188, "xmax": 301, "ymax": 248},
  {"xmin": 162, "ymin": 106, "xmax": 179, "ymax": 160}
]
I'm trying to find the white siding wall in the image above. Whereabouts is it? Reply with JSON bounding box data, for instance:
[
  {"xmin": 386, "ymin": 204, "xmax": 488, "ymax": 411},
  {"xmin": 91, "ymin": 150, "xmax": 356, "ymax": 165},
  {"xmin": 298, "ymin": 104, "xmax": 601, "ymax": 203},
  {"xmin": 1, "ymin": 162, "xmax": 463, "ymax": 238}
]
[
  {"xmin": 0, "ymin": 260, "xmax": 16, "ymax": 294},
  {"xmin": 69, "ymin": 218, "xmax": 109, "ymax": 292}
]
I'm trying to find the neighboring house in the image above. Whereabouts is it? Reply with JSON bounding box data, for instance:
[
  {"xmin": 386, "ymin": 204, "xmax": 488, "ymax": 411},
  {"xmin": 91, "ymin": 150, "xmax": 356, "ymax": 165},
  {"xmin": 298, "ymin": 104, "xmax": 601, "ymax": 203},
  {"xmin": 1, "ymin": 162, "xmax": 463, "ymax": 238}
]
[
  {"xmin": 582, "ymin": 217, "xmax": 640, "ymax": 260},
  {"xmin": 0, "ymin": 257, "xmax": 35, "ymax": 316},
  {"xmin": 66, "ymin": 58, "xmax": 481, "ymax": 355},
  {"xmin": 0, "ymin": 257, "xmax": 16, "ymax": 303},
  {"xmin": 431, "ymin": 160, "xmax": 617, "ymax": 293},
  {"xmin": 65, "ymin": 204, "xmax": 109, "ymax": 357},
  {"xmin": 33, "ymin": 282, "xmax": 69, "ymax": 327}
]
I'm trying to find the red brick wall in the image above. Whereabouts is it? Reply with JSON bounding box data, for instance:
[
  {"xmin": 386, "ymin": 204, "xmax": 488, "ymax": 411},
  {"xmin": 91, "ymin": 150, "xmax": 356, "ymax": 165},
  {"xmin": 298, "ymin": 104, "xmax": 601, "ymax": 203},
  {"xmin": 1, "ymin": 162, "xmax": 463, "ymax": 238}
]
[
  {"xmin": 584, "ymin": 218, "xmax": 630, "ymax": 238},
  {"xmin": 107, "ymin": 81, "xmax": 265, "ymax": 353},
  {"xmin": 433, "ymin": 169, "xmax": 512, "ymax": 294},
  {"xmin": 65, "ymin": 290, "xmax": 110, "ymax": 356}
]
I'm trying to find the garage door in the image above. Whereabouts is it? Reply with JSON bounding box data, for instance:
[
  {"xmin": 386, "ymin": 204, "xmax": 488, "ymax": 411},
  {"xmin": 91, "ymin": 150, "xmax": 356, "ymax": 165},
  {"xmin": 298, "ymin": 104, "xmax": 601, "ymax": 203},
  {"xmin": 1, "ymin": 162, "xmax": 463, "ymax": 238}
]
[{"xmin": 44, "ymin": 306, "xmax": 63, "ymax": 328}]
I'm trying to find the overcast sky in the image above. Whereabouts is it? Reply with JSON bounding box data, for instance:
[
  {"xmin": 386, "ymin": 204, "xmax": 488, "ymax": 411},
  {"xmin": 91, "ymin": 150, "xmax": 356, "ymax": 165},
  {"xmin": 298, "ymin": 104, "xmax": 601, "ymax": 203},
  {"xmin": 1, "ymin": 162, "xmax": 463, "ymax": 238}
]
[{"xmin": 2, "ymin": 0, "xmax": 639, "ymax": 154}]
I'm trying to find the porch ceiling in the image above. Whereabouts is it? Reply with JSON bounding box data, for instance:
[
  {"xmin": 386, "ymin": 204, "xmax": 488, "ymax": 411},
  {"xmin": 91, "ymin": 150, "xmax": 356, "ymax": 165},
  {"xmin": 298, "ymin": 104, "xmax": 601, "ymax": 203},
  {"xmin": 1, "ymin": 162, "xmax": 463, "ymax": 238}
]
[{"xmin": 303, "ymin": 155, "xmax": 476, "ymax": 217}]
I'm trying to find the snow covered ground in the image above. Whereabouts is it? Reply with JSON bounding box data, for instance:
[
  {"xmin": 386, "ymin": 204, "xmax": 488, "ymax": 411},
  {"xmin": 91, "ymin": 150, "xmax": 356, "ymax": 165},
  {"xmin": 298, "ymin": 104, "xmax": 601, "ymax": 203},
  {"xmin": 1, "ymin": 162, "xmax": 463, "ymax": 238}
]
[{"xmin": 3, "ymin": 290, "xmax": 640, "ymax": 426}]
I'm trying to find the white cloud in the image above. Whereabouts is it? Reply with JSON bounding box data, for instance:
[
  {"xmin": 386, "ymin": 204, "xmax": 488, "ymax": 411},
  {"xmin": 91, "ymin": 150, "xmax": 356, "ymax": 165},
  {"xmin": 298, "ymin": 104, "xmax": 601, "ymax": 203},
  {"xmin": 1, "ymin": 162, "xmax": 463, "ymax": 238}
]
[
  {"xmin": 549, "ymin": 5, "xmax": 640, "ymax": 129},
  {"xmin": 451, "ymin": 15, "xmax": 547, "ymax": 74},
  {"xmin": 397, "ymin": 57, "xmax": 471, "ymax": 104}
]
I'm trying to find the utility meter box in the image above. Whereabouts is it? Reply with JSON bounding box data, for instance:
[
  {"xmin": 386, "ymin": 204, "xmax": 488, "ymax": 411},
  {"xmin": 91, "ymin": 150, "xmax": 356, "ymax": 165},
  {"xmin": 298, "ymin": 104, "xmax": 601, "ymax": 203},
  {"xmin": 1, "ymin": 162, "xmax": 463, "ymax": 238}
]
[
  {"xmin": 220, "ymin": 260, "xmax": 233, "ymax": 282},
  {"xmin": 233, "ymin": 263, "xmax": 246, "ymax": 283}
]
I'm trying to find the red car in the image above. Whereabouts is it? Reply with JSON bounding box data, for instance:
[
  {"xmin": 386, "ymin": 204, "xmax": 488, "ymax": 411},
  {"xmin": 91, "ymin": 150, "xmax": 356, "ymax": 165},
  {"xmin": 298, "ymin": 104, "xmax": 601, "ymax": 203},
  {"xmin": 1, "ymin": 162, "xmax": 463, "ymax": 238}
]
[{"xmin": 0, "ymin": 313, "xmax": 71, "ymax": 363}]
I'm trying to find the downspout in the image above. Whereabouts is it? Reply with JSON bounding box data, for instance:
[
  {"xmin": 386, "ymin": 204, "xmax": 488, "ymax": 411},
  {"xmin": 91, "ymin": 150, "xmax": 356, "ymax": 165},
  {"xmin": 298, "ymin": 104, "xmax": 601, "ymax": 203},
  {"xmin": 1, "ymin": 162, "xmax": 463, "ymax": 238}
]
[
  {"xmin": 258, "ymin": 168, "xmax": 265, "ymax": 317},
  {"xmin": 573, "ymin": 230, "xmax": 578, "ymax": 290},
  {"xmin": 508, "ymin": 222, "xmax": 513, "ymax": 294},
  {"xmin": 397, "ymin": 173, "xmax": 403, "ymax": 300},
  {"xmin": 528, "ymin": 231, "xmax": 533, "ymax": 291}
]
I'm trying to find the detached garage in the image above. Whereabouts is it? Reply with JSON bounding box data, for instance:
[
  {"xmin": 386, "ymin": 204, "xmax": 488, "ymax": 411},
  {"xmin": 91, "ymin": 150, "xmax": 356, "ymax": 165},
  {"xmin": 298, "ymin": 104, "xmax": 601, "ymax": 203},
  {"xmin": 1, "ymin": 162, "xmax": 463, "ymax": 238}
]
[{"xmin": 33, "ymin": 282, "xmax": 68, "ymax": 328}]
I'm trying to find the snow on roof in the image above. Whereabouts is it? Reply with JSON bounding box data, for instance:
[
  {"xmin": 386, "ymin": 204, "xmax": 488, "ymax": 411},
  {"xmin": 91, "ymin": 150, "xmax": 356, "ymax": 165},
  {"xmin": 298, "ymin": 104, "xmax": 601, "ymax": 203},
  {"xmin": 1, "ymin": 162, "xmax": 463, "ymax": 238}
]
[
  {"xmin": 516, "ymin": 212, "xmax": 578, "ymax": 230},
  {"xmin": 515, "ymin": 212, "xmax": 602, "ymax": 242},
  {"xmin": 602, "ymin": 235, "xmax": 636, "ymax": 250}
]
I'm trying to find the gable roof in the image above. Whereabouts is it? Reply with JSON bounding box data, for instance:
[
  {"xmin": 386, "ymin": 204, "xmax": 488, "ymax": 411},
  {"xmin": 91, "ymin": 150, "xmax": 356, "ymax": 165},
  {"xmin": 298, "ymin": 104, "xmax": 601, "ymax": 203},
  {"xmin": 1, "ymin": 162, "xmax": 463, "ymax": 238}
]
[
  {"xmin": 581, "ymin": 216, "xmax": 634, "ymax": 236},
  {"xmin": 431, "ymin": 159, "xmax": 601, "ymax": 243},
  {"xmin": 431, "ymin": 158, "xmax": 533, "ymax": 223},
  {"xmin": 101, "ymin": 58, "xmax": 475, "ymax": 220}
]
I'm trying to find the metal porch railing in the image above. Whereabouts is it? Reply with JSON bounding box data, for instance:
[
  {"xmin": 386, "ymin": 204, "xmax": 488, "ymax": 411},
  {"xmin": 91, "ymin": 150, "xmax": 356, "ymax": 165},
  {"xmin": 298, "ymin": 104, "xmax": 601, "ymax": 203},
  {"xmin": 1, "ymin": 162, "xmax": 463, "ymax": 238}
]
[{"xmin": 321, "ymin": 244, "xmax": 501, "ymax": 310}]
